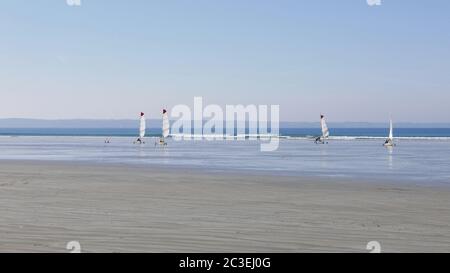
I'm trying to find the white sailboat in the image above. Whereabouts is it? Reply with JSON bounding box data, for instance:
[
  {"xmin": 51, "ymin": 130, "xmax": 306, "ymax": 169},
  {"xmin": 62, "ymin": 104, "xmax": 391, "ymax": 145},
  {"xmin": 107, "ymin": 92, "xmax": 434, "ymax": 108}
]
[
  {"xmin": 315, "ymin": 114, "xmax": 330, "ymax": 144},
  {"xmin": 134, "ymin": 112, "xmax": 146, "ymax": 144},
  {"xmin": 384, "ymin": 119, "xmax": 395, "ymax": 147},
  {"xmin": 156, "ymin": 109, "xmax": 169, "ymax": 146}
]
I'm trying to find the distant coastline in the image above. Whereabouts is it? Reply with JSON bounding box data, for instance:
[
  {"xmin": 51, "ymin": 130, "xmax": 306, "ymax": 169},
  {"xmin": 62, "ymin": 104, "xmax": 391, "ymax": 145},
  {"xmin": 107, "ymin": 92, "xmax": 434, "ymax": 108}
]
[{"xmin": 1, "ymin": 118, "xmax": 450, "ymax": 129}]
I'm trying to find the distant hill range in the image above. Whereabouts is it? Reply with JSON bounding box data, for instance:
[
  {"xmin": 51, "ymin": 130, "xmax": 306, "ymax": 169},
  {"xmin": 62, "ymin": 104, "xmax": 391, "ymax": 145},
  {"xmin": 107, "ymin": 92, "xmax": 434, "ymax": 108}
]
[{"xmin": 1, "ymin": 119, "xmax": 449, "ymax": 129}]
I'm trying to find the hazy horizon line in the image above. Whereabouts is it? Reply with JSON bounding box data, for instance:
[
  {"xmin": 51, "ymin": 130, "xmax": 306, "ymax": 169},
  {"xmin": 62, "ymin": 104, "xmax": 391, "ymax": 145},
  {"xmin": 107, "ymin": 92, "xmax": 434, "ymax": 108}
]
[{"xmin": 1, "ymin": 118, "xmax": 450, "ymax": 129}]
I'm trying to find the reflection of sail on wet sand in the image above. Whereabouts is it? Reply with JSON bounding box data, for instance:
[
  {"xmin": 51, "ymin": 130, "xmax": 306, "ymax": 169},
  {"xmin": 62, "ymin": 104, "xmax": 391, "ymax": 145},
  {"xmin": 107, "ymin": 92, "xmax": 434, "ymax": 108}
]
[
  {"xmin": 320, "ymin": 146, "xmax": 329, "ymax": 169},
  {"xmin": 387, "ymin": 146, "xmax": 393, "ymax": 169}
]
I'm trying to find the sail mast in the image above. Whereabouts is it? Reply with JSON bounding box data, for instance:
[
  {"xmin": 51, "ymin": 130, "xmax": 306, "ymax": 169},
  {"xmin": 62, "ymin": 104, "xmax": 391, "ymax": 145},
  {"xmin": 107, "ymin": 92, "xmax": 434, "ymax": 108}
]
[{"xmin": 162, "ymin": 109, "xmax": 170, "ymax": 138}]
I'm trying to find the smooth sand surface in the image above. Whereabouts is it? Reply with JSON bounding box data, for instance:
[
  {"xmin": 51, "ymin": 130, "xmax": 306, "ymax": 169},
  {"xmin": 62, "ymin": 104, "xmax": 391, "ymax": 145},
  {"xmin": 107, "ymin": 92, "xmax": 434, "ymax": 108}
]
[{"xmin": 0, "ymin": 160, "xmax": 449, "ymax": 253}]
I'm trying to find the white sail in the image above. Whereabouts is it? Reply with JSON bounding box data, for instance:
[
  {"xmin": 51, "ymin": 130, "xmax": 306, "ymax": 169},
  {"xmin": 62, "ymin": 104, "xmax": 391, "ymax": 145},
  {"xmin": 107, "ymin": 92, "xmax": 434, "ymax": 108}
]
[
  {"xmin": 383, "ymin": 118, "xmax": 395, "ymax": 147},
  {"xmin": 139, "ymin": 112, "xmax": 146, "ymax": 138},
  {"xmin": 388, "ymin": 119, "xmax": 393, "ymax": 140},
  {"xmin": 162, "ymin": 109, "xmax": 170, "ymax": 138},
  {"xmin": 321, "ymin": 115, "xmax": 330, "ymax": 138}
]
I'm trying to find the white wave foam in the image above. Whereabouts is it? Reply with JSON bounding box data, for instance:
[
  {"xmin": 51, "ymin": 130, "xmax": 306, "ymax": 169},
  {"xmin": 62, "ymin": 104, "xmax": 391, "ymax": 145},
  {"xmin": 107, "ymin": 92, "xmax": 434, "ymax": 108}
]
[{"xmin": 280, "ymin": 136, "xmax": 450, "ymax": 141}]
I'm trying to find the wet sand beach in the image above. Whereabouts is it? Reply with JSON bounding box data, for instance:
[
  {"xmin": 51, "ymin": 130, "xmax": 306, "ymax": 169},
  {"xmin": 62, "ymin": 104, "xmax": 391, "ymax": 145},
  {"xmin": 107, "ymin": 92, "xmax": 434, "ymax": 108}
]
[{"xmin": 1, "ymin": 160, "xmax": 449, "ymax": 253}]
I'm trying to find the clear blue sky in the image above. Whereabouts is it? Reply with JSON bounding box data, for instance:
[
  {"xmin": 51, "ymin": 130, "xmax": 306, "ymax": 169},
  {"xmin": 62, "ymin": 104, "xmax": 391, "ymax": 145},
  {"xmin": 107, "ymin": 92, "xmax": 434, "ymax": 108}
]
[{"xmin": 1, "ymin": 0, "xmax": 449, "ymax": 122}]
